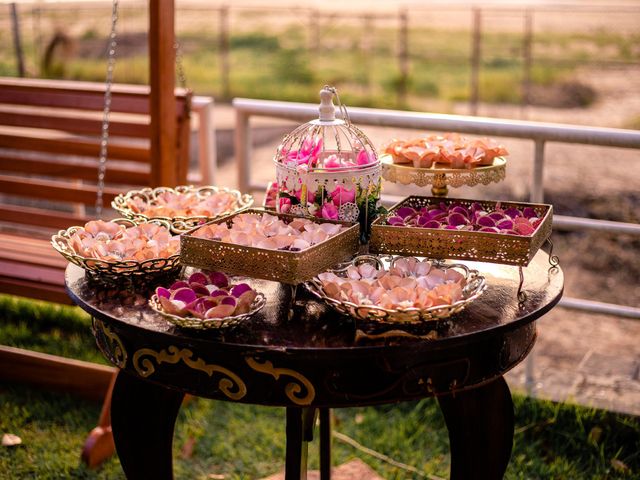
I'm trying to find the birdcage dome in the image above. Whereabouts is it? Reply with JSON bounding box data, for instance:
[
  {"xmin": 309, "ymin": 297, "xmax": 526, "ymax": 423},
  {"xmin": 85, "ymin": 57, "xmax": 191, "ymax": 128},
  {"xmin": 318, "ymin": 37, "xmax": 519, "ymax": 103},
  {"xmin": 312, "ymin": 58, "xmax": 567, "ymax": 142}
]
[{"xmin": 273, "ymin": 86, "xmax": 381, "ymax": 226}]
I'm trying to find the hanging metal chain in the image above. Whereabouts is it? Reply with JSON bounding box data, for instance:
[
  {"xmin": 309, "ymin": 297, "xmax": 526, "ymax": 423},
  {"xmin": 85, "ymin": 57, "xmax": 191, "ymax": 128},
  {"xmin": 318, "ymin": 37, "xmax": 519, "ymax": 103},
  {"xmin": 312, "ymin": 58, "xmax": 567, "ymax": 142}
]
[{"xmin": 95, "ymin": 0, "xmax": 119, "ymax": 218}]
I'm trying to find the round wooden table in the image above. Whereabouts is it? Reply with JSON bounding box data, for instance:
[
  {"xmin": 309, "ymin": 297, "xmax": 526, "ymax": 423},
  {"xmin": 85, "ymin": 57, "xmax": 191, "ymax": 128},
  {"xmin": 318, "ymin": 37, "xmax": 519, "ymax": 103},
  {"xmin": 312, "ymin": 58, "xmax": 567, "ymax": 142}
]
[{"xmin": 65, "ymin": 250, "xmax": 563, "ymax": 480}]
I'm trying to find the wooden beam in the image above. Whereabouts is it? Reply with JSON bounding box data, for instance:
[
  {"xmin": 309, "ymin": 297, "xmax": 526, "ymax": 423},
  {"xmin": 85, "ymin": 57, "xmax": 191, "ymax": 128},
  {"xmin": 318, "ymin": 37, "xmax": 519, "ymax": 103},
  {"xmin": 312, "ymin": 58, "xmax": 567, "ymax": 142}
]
[
  {"xmin": 149, "ymin": 0, "xmax": 177, "ymax": 187},
  {"xmin": 0, "ymin": 345, "xmax": 116, "ymax": 401}
]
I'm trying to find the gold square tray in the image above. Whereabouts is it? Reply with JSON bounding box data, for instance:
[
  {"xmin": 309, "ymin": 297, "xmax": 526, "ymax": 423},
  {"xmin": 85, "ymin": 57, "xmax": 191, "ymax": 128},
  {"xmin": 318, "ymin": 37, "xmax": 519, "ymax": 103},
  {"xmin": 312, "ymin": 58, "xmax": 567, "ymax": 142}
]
[
  {"xmin": 180, "ymin": 209, "xmax": 360, "ymax": 284},
  {"xmin": 369, "ymin": 196, "xmax": 553, "ymax": 266}
]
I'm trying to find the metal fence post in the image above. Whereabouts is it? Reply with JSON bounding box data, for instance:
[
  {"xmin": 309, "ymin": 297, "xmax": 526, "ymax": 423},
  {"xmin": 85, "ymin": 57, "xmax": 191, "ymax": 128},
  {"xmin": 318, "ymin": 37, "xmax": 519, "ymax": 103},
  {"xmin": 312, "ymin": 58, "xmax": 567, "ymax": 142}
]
[
  {"xmin": 10, "ymin": 3, "xmax": 26, "ymax": 77},
  {"xmin": 219, "ymin": 5, "xmax": 230, "ymax": 99},
  {"xmin": 470, "ymin": 8, "xmax": 482, "ymax": 116},
  {"xmin": 521, "ymin": 9, "xmax": 533, "ymax": 118},
  {"xmin": 397, "ymin": 9, "xmax": 409, "ymax": 107}
]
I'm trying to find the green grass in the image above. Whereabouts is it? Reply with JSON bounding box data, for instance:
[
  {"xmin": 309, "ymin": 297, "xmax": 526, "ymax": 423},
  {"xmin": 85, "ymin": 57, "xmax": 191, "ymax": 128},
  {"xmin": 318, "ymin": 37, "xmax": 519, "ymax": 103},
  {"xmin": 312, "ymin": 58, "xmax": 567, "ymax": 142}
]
[{"xmin": 1, "ymin": 295, "xmax": 639, "ymax": 479}]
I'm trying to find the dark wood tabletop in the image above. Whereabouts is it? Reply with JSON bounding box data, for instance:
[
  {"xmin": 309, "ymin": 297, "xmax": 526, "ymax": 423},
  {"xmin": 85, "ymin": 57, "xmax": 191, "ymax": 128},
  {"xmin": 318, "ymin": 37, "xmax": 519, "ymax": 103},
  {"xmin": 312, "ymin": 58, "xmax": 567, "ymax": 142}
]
[{"xmin": 65, "ymin": 249, "xmax": 563, "ymax": 480}]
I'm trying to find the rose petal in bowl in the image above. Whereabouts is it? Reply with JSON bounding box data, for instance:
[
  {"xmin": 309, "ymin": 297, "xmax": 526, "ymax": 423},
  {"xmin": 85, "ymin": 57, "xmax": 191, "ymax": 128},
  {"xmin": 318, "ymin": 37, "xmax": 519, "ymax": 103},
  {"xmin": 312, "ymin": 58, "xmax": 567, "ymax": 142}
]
[
  {"xmin": 504, "ymin": 207, "xmax": 521, "ymax": 219},
  {"xmin": 488, "ymin": 212, "xmax": 505, "ymax": 221},
  {"xmin": 387, "ymin": 216, "xmax": 405, "ymax": 226},
  {"xmin": 170, "ymin": 281, "xmax": 190, "ymax": 290},
  {"xmin": 156, "ymin": 287, "xmax": 171, "ymax": 299},
  {"xmin": 451, "ymin": 206, "xmax": 470, "ymax": 218},
  {"xmin": 477, "ymin": 215, "xmax": 496, "ymax": 228},
  {"xmin": 220, "ymin": 296, "xmax": 237, "ymax": 307},
  {"xmin": 523, "ymin": 207, "xmax": 537, "ymax": 219},
  {"xmin": 190, "ymin": 284, "xmax": 210, "ymax": 297},
  {"xmin": 230, "ymin": 283, "xmax": 252, "ymax": 298},
  {"xmin": 423, "ymin": 220, "xmax": 441, "ymax": 229},
  {"xmin": 496, "ymin": 218, "xmax": 514, "ymax": 230},
  {"xmin": 188, "ymin": 272, "xmax": 209, "ymax": 285},
  {"xmin": 479, "ymin": 226, "xmax": 500, "ymax": 233},
  {"xmin": 396, "ymin": 207, "xmax": 416, "ymax": 219},
  {"xmin": 205, "ymin": 304, "xmax": 236, "ymax": 319},
  {"xmin": 209, "ymin": 271, "xmax": 229, "ymax": 288},
  {"xmin": 172, "ymin": 287, "xmax": 198, "ymax": 304},
  {"xmin": 447, "ymin": 212, "xmax": 468, "ymax": 226},
  {"xmin": 159, "ymin": 296, "xmax": 187, "ymax": 316},
  {"xmin": 514, "ymin": 223, "xmax": 536, "ymax": 235}
]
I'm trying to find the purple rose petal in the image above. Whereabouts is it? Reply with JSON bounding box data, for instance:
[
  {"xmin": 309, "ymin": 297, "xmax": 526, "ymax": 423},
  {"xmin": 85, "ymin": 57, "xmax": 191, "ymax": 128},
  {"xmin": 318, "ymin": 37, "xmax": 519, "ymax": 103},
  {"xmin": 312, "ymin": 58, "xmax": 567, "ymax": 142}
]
[
  {"xmin": 488, "ymin": 212, "xmax": 504, "ymax": 221},
  {"xmin": 156, "ymin": 287, "xmax": 171, "ymax": 299},
  {"xmin": 172, "ymin": 287, "xmax": 197, "ymax": 304},
  {"xmin": 451, "ymin": 206, "xmax": 470, "ymax": 218},
  {"xmin": 191, "ymin": 284, "xmax": 210, "ymax": 297},
  {"xmin": 423, "ymin": 220, "xmax": 441, "ymax": 229},
  {"xmin": 504, "ymin": 207, "xmax": 521, "ymax": 219},
  {"xmin": 387, "ymin": 216, "xmax": 405, "ymax": 226},
  {"xmin": 188, "ymin": 272, "xmax": 209, "ymax": 285},
  {"xmin": 170, "ymin": 281, "xmax": 189, "ymax": 290},
  {"xmin": 479, "ymin": 226, "xmax": 500, "ymax": 233},
  {"xmin": 496, "ymin": 218, "xmax": 514, "ymax": 230},
  {"xmin": 477, "ymin": 215, "xmax": 496, "ymax": 228},
  {"xmin": 230, "ymin": 283, "xmax": 252, "ymax": 298},
  {"xmin": 396, "ymin": 207, "xmax": 417, "ymax": 219},
  {"xmin": 220, "ymin": 296, "xmax": 237, "ymax": 307},
  {"xmin": 209, "ymin": 271, "xmax": 229, "ymax": 288},
  {"xmin": 447, "ymin": 212, "xmax": 468, "ymax": 226},
  {"xmin": 523, "ymin": 207, "xmax": 537, "ymax": 219}
]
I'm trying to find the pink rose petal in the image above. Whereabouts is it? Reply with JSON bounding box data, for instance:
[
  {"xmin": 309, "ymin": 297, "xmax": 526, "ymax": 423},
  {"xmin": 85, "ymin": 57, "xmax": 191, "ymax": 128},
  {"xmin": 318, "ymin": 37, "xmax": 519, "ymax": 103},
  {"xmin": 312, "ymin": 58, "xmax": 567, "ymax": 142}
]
[{"xmin": 205, "ymin": 304, "xmax": 236, "ymax": 319}]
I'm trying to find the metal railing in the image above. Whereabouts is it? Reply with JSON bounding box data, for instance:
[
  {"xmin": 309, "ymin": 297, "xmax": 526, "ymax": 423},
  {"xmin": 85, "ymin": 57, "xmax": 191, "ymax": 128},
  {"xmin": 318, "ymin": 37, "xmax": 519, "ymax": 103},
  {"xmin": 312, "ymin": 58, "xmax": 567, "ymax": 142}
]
[{"xmin": 233, "ymin": 97, "xmax": 640, "ymax": 320}]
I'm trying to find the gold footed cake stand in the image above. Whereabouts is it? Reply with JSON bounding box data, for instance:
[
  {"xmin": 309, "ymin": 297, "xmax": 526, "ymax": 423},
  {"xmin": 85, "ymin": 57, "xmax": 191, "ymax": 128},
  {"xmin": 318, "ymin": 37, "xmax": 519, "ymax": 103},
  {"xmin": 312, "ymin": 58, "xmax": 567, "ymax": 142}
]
[{"xmin": 380, "ymin": 154, "xmax": 507, "ymax": 197}]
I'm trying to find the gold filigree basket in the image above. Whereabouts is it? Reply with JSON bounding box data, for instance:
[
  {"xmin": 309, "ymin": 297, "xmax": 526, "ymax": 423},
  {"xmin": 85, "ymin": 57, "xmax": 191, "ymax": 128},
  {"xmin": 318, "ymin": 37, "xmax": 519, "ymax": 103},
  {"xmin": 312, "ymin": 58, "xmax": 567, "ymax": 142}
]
[
  {"xmin": 180, "ymin": 208, "xmax": 360, "ymax": 284},
  {"xmin": 305, "ymin": 255, "xmax": 486, "ymax": 324},
  {"xmin": 112, "ymin": 185, "xmax": 254, "ymax": 233},
  {"xmin": 51, "ymin": 218, "xmax": 181, "ymax": 284},
  {"xmin": 149, "ymin": 291, "xmax": 266, "ymax": 330},
  {"xmin": 370, "ymin": 196, "xmax": 553, "ymax": 266}
]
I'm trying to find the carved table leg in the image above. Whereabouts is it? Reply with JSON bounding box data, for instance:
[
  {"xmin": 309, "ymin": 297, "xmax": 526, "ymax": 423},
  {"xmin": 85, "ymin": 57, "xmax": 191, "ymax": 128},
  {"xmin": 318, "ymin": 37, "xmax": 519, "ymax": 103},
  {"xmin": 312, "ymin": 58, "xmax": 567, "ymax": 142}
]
[
  {"xmin": 437, "ymin": 376, "xmax": 514, "ymax": 480},
  {"xmin": 111, "ymin": 371, "xmax": 185, "ymax": 480},
  {"xmin": 319, "ymin": 408, "xmax": 332, "ymax": 480},
  {"xmin": 285, "ymin": 407, "xmax": 317, "ymax": 480}
]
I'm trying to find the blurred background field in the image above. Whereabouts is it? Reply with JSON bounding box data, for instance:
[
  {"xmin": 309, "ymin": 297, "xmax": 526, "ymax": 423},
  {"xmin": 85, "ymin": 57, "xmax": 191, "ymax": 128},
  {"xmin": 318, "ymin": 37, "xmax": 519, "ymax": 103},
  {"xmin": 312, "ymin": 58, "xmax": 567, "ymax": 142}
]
[{"xmin": 1, "ymin": 1, "xmax": 640, "ymax": 125}]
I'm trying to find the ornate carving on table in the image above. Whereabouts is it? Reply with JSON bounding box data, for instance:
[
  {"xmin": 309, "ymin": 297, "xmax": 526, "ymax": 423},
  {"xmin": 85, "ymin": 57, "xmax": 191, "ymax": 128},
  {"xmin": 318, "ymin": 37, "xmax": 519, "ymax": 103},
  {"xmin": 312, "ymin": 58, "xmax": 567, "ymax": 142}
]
[
  {"xmin": 245, "ymin": 357, "xmax": 316, "ymax": 406},
  {"xmin": 132, "ymin": 346, "xmax": 247, "ymax": 401},
  {"xmin": 93, "ymin": 317, "xmax": 128, "ymax": 368}
]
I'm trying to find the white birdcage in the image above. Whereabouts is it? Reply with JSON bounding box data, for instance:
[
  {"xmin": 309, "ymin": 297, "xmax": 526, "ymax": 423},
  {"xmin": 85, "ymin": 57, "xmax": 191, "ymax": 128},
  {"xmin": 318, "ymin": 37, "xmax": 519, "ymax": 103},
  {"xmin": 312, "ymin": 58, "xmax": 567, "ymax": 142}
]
[{"xmin": 273, "ymin": 86, "xmax": 381, "ymax": 238}]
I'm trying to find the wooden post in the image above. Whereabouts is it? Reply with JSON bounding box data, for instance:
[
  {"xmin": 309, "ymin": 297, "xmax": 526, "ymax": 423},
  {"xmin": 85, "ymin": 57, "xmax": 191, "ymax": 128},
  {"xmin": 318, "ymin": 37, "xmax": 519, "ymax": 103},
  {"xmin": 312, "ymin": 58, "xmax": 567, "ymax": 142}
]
[
  {"xmin": 10, "ymin": 3, "xmax": 26, "ymax": 77},
  {"xmin": 398, "ymin": 9, "xmax": 409, "ymax": 107},
  {"xmin": 149, "ymin": 0, "xmax": 178, "ymax": 186},
  {"xmin": 219, "ymin": 5, "xmax": 230, "ymax": 99},
  {"xmin": 521, "ymin": 9, "xmax": 533, "ymax": 118},
  {"xmin": 470, "ymin": 7, "xmax": 482, "ymax": 116}
]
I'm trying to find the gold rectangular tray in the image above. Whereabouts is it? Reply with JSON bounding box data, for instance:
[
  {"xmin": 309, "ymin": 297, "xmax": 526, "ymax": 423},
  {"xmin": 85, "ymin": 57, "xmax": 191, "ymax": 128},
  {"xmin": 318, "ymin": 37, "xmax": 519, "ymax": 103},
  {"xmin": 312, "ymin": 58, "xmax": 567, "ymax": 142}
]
[
  {"xmin": 180, "ymin": 208, "xmax": 360, "ymax": 284},
  {"xmin": 369, "ymin": 196, "xmax": 553, "ymax": 266}
]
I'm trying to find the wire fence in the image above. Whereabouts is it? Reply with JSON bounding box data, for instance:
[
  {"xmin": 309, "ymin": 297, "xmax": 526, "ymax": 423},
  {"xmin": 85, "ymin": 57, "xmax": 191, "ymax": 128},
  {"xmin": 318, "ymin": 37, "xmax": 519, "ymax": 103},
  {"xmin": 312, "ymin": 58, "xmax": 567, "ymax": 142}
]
[{"xmin": 2, "ymin": 1, "xmax": 639, "ymax": 113}]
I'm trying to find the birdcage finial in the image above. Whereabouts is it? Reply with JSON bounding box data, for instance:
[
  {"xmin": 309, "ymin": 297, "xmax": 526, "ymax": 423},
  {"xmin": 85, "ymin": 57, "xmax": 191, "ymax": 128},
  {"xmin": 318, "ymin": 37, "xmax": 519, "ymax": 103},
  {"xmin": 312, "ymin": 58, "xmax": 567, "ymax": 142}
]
[{"xmin": 319, "ymin": 86, "xmax": 336, "ymax": 122}]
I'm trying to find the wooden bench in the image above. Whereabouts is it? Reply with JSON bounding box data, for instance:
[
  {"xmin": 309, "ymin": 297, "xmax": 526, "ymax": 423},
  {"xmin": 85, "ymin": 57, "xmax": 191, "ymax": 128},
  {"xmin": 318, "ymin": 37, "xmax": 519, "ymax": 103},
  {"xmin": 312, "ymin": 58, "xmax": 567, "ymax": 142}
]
[
  {"xmin": 0, "ymin": 76, "xmax": 193, "ymax": 467},
  {"xmin": 0, "ymin": 76, "xmax": 191, "ymax": 302}
]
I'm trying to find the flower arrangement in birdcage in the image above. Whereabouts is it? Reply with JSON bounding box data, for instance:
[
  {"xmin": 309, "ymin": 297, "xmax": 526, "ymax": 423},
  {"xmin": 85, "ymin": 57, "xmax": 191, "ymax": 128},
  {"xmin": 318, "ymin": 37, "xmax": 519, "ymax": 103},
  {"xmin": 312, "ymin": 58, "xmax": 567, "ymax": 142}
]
[{"xmin": 270, "ymin": 86, "xmax": 382, "ymax": 242}]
